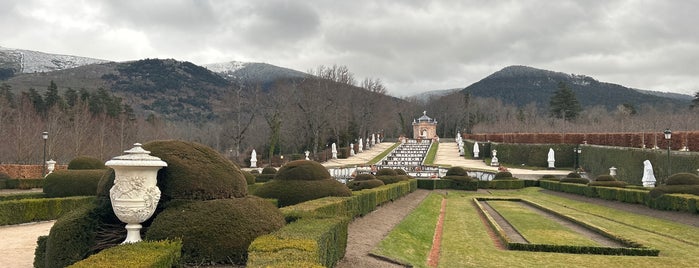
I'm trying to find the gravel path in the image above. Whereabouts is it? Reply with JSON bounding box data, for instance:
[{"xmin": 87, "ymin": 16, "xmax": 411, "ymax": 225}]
[
  {"xmin": 335, "ymin": 189, "xmax": 430, "ymax": 268},
  {"xmin": 0, "ymin": 221, "xmax": 54, "ymax": 268}
]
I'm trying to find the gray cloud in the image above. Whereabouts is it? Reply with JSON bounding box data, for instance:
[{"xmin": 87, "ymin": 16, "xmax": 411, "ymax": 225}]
[{"xmin": 2, "ymin": 0, "xmax": 698, "ymax": 96}]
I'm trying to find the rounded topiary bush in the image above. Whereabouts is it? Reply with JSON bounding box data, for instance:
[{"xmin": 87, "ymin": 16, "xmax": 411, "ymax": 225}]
[
  {"xmin": 666, "ymin": 173, "xmax": 699, "ymax": 186},
  {"xmin": 594, "ymin": 175, "xmax": 616, "ymax": 182},
  {"xmin": 254, "ymin": 160, "xmax": 351, "ymax": 206},
  {"xmin": 394, "ymin": 169, "xmax": 407, "ymax": 175},
  {"xmin": 43, "ymin": 203, "xmax": 100, "ymax": 268},
  {"xmin": 539, "ymin": 174, "xmax": 559, "ymax": 181},
  {"xmin": 650, "ymin": 185, "xmax": 699, "ymax": 198},
  {"xmin": 262, "ymin": 167, "xmax": 277, "ymax": 175},
  {"xmin": 274, "ymin": 160, "xmax": 330, "ymax": 181},
  {"xmin": 376, "ymin": 168, "xmax": 397, "ymax": 176},
  {"xmin": 354, "ymin": 174, "xmax": 377, "ymax": 181},
  {"xmin": 348, "ymin": 179, "xmax": 385, "ymax": 191},
  {"xmin": 43, "ymin": 170, "xmax": 108, "ymax": 197},
  {"xmin": 442, "ymin": 175, "xmax": 472, "ymax": 182},
  {"xmin": 446, "ymin": 166, "xmax": 468, "ymax": 176},
  {"xmin": 67, "ymin": 156, "xmax": 106, "ymax": 170},
  {"xmin": 493, "ymin": 171, "xmax": 515, "ymax": 180},
  {"xmin": 560, "ymin": 177, "xmax": 589, "ymax": 184},
  {"xmin": 377, "ymin": 175, "xmax": 411, "ymax": 185},
  {"xmin": 241, "ymin": 170, "xmax": 256, "ymax": 185},
  {"xmin": 254, "ymin": 179, "xmax": 351, "ymax": 207},
  {"xmin": 142, "ymin": 140, "xmax": 248, "ymax": 204},
  {"xmin": 566, "ymin": 172, "xmax": 582, "ymax": 178},
  {"xmin": 146, "ymin": 197, "xmax": 284, "ymax": 265},
  {"xmin": 589, "ymin": 180, "xmax": 627, "ymax": 188}
]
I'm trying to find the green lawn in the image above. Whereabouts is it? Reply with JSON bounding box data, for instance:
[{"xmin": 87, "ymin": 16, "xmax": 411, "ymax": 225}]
[
  {"xmin": 486, "ymin": 200, "xmax": 599, "ymax": 246},
  {"xmin": 422, "ymin": 142, "xmax": 439, "ymax": 165},
  {"xmin": 375, "ymin": 187, "xmax": 699, "ymax": 267},
  {"xmin": 368, "ymin": 142, "xmax": 401, "ymax": 165}
]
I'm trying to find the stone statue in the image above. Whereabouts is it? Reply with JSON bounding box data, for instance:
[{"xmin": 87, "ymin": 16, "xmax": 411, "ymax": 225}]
[
  {"xmin": 641, "ymin": 160, "xmax": 656, "ymax": 187},
  {"xmin": 250, "ymin": 149, "xmax": 257, "ymax": 168},
  {"xmin": 473, "ymin": 142, "xmax": 480, "ymax": 158},
  {"xmin": 350, "ymin": 143, "xmax": 355, "ymax": 156},
  {"xmin": 304, "ymin": 150, "xmax": 310, "ymax": 160},
  {"xmin": 547, "ymin": 148, "xmax": 555, "ymax": 169},
  {"xmin": 331, "ymin": 143, "xmax": 338, "ymax": 159},
  {"xmin": 358, "ymin": 138, "xmax": 364, "ymax": 152},
  {"xmin": 491, "ymin": 149, "xmax": 499, "ymax": 166}
]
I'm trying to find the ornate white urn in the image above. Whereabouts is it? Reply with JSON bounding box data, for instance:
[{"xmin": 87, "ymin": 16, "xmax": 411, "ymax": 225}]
[
  {"xmin": 105, "ymin": 143, "xmax": 167, "ymax": 244},
  {"xmin": 45, "ymin": 159, "xmax": 57, "ymax": 177}
]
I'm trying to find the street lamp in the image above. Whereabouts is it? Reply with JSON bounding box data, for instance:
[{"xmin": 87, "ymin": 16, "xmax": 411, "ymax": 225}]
[
  {"xmin": 42, "ymin": 131, "xmax": 48, "ymax": 177},
  {"xmin": 573, "ymin": 146, "xmax": 581, "ymax": 171},
  {"xmin": 664, "ymin": 128, "xmax": 672, "ymax": 182}
]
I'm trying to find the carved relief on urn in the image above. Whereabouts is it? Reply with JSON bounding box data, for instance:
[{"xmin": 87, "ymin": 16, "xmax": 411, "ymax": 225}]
[{"xmin": 105, "ymin": 143, "xmax": 167, "ymax": 243}]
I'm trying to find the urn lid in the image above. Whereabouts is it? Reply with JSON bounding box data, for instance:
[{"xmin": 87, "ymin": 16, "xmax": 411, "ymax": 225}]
[{"xmin": 105, "ymin": 143, "xmax": 168, "ymax": 167}]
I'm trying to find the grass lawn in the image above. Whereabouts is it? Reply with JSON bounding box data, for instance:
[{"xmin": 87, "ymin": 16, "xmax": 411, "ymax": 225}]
[
  {"xmin": 368, "ymin": 142, "xmax": 401, "ymax": 164},
  {"xmin": 422, "ymin": 142, "xmax": 439, "ymax": 165},
  {"xmin": 486, "ymin": 200, "xmax": 599, "ymax": 246},
  {"xmin": 375, "ymin": 187, "xmax": 699, "ymax": 267}
]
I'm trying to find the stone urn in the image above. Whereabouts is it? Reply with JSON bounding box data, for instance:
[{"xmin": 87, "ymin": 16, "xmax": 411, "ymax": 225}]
[
  {"xmin": 105, "ymin": 143, "xmax": 167, "ymax": 243},
  {"xmin": 45, "ymin": 159, "xmax": 57, "ymax": 177}
]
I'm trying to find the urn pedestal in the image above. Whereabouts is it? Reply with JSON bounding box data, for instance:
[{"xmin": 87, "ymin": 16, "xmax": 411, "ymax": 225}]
[{"xmin": 105, "ymin": 143, "xmax": 167, "ymax": 244}]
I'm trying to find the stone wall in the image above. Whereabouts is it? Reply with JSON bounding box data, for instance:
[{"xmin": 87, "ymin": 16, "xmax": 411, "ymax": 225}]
[{"xmin": 0, "ymin": 164, "xmax": 68, "ymax": 179}]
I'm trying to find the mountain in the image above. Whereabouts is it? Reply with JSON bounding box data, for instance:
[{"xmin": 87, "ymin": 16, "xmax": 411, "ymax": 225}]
[
  {"xmin": 461, "ymin": 65, "xmax": 692, "ymax": 110},
  {"xmin": 0, "ymin": 46, "xmax": 109, "ymax": 79},
  {"xmin": 409, "ymin": 88, "xmax": 460, "ymax": 102},
  {"xmin": 203, "ymin": 61, "xmax": 308, "ymax": 89}
]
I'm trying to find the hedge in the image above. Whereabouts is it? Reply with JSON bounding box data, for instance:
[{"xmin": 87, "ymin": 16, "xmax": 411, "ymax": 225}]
[
  {"xmin": 539, "ymin": 180, "xmax": 699, "ymax": 214},
  {"xmin": 417, "ymin": 179, "xmax": 525, "ymax": 190},
  {"xmin": 43, "ymin": 170, "xmax": 107, "ymax": 197},
  {"xmin": 0, "ymin": 178, "xmax": 44, "ymax": 189},
  {"xmin": 0, "ymin": 196, "xmax": 95, "ymax": 226},
  {"xmin": 68, "ymin": 240, "xmax": 182, "ymax": 268},
  {"xmin": 0, "ymin": 192, "xmax": 46, "ymax": 201},
  {"xmin": 248, "ymin": 180, "xmax": 416, "ymax": 267}
]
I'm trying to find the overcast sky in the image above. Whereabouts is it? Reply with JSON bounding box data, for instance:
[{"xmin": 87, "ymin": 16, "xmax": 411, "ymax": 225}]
[{"xmin": 2, "ymin": 0, "xmax": 698, "ymax": 96}]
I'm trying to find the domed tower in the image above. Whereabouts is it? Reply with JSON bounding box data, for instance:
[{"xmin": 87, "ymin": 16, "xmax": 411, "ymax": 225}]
[{"xmin": 412, "ymin": 111, "xmax": 437, "ymax": 139}]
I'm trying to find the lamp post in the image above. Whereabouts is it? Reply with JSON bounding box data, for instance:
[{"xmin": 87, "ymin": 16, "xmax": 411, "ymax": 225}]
[
  {"xmin": 42, "ymin": 131, "xmax": 48, "ymax": 177},
  {"xmin": 664, "ymin": 128, "xmax": 672, "ymax": 182},
  {"xmin": 573, "ymin": 146, "xmax": 581, "ymax": 171}
]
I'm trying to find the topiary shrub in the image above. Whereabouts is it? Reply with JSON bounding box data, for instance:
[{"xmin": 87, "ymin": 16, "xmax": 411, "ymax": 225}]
[
  {"xmin": 241, "ymin": 170, "xmax": 256, "ymax": 185},
  {"xmin": 539, "ymin": 175, "xmax": 559, "ymax": 181},
  {"xmin": 146, "ymin": 197, "xmax": 284, "ymax": 265},
  {"xmin": 493, "ymin": 172, "xmax": 515, "ymax": 180},
  {"xmin": 250, "ymin": 169, "xmax": 260, "ymax": 174},
  {"xmin": 254, "ymin": 160, "xmax": 351, "ymax": 206},
  {"xmin": 594, "ymin": 175, "xmax": 616, "ymax": 182},
  {"xmin": 446, "ymin": 166, "xmax": 468, "ymax": 176},
  {"xmin": 354, "ymin": 174, "xmax": 377, "ymax": 181},
  {"xmin": 589, "ymin": 180, "xmax": 627, "ymax": 188},
  {"xmin": 650, "ymin": 185, "xmax": 699, "ymax": 198},
  {"xmin": 376, "ymin": 168, "xmax": 397, "ymax": 176},
  {"xmin": 274, "ymin": 160, "xmax": 330, "ymax": 181},
  {"xmin": 442, "ymin": 175, "xmax": 472, "ymax": 182},
  {"xmin": 566, "ymin": 172, "xmax": 582, "ymax": 178},
  {"xmin": 666, "ymin": 173, "xmax": 699, "ymax": 186},
  {"xmin": 560, "ymin": 177, "xmax": 589, "ymax": 184},
  {"xmin": 348, "ymin": 179, "xmax": 385, "ymax": 191},
  {"xmin": 376, "ymin": 175, "xmax": 411, "ymax": 185},
  {"xmin": 43, "ymin": 170, "xmax": 108, "ymax": 197},
  {"xmin": 262, "ymin": 167, "xmax": 277, "ymax": 175},
  {"xmin": 394, "ymin": 169, "xmax": 407, "ymax": 175},
  {"xmin": 143, "ymin": 140, "xmax": 248, "ymax": 205},
  {"xmin": 43, "ymin": 203, "xmax": 99, "ymax": 268},
  {"xmin": 68, "ymin": 156, "xmax": 106, "ymax": 170}
]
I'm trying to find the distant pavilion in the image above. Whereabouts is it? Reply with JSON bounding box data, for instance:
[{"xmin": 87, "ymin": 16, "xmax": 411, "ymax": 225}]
[{"xmin": 412, "ymin": 111, "xmax": 437, "ymax": 139}]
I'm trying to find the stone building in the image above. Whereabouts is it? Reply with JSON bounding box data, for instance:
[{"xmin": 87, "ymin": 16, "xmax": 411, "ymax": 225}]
[{"xmin": 412, "ymin": 111, "xmax": 437, "ymax": 139}]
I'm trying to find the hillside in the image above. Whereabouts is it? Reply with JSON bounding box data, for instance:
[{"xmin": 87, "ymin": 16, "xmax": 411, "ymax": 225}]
[
  {"xmin": 204, "ymin": 61, "xmax": 308, "ymax": 89},
  {"xmin": 0, "ymin": 46, "xmax": 109, "ymax": 79},
  {"xmin": 461, "ymin": 65, "xmax": 691, "ymax": 110}
]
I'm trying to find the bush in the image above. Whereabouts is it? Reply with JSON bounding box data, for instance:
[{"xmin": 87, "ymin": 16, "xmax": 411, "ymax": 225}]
[
  {"xmin": 493, "ymin": 171, "xmax": 513, "ymax": 180},
  {"xmin": 69, "ymin": 240, "xmax": 182, "ymax": 268},
  {"xmin": 254, "ymin": 179, "xmax": 352, "ymax": 207},
  {"xmin": 446, "ymin": 166, "xmax": 468, "ymax": 176},
  {"xmin": 250, "ymin": 169, "xmax": 260, "ymax": 174},
  {"xmin": 394, "ymin": 169, "xmax": 407, "ymax": 175},
  {"xmin": 354, "ymin": 174, "xmax": 376, "ymax": 181},
  {"xmin": 143, "ymin": 140, "xmax": 248, "ymax": 204},
  {"xmin": 348, "ymin": 179, "xmax": 384, "ymax": 191},
  {"xmin": 255, "ymin": 174, "xmax": 276, "ymax": 183},
  {"xmin": 588, "ymin": 181, "xmax": 627, "ymax": 188},
  {"xmin": 595, "ymin": 175, "xmax": 616, "ymax": 181},
  {"xmin": 666, "ymin": 173, "xmax": 699, "ymax": 185},
  {"xmin": 1, "ymin": 178, "xmax": 44, "ymax": 189},
  {"xmin": 68, "ymin": 156, "xmax": 106, "ymax": 170},
  {"xmin": 560, "ymin": 177, "xmax": 590, "ymax": 184},
  {"xmin": 0, "ymin": 171, "xmax": 10, "ymax": 180},
  {"xmin": 146, "ymin": 197, "xmax": 284, "ymax": 265},
  {"xmin": 241, "ymin": 170, "xmax": 256, "ymax": 185},
  {"xmin": 376, "ymin": 168, "xmax": 397, "ymax": 176},
  {"xmin": 43, "ymin": 203, "xmax": 99, "ymax": 268},
  {"xmin": 566, "ymin": 172, "xmax": 582, "ymax": 178},
  {"xmin": 274, "ymin": 160, "xmax": 330, "ymax": 181},
  {"xmin": 377, "ymin": 175, "xmax": 411, "ymax": 185},
  {"xmin": 441, "ymin": 175, "xmax": 472, "ymax": 182},
  {"xmin": 34, "ymin": 236, "xmax": 48, "ymax": 268},
  {"xmin": 43, "ymin": 170, "xmax": 107, "ymax": 198},
  {"xmin": 649, "ymin": 185, "xmax": 699, "ymax": 198},
  {"xmin": 0, "ymin": 196, "xmax": 94, "ymax": 226},
  {"xmin": 539, "ymin": 175, "xmax": 559, "ymax": 181},
  {"xmin": 262, "ymin": 167, "xmax": 277, "ymax": 174}
]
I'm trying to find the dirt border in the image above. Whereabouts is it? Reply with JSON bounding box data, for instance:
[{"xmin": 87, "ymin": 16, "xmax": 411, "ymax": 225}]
[{"xmin": 426, "ymin": 198, "xmax": 446, "ymax": 267}]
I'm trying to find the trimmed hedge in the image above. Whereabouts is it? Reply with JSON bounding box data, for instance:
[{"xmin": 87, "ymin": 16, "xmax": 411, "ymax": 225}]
[
  {"xmin": 0, "ymin": 192, "xmax": 45, "ymax": 201},
  {"xmin": 254, "ymin": 179, "xmax": 352, "ymax": 207},
  {"xmin": 262, "ymin": 167, "xmax": 277, "ymax": 174},
  {"xmin": 44, "ymin": 203, "xmax": 99, "ymax": 268},
  {"xmin": 43, "ymin": 170, "xmax": 107, "ymax": 197},
  {"xmin": 480, "ymin": 180, "xmax": 525, "ymax": 189},
  {"xmin": 67, "ymin": 156, "xmax": 106, "ymax": 170},
  {"xmin": 595, "ymin": 175, "xmax": 616, "ymax": 181},
  {"xmin": 255, "ymin": 174, "xmax": 276, "ymax": 183},
  {"xmin": 649, "ymin": 185, "xmax": 699, "ymax": 198},
  {"xmin": 377, "ymin": 175, "xmax": 412, "ymax": 185},
  {"xmin": 445, "ymin": 166, "xmax": 468, "ymax": 176},
  {"xmin": 588, "ymin": 181, "xmax": 627, "ymax": 188},
  {"xmin": 348, "ymin": 179, "xmax": 384, "ymax": 191},
  {"xmin": 376, "ymin": 168, "xmax": 397, "ymax": 176},
  {"xmin": 666, "ymin": 173, "xmax": 699, "ymax": 185},
  {"xmin": 0, "ymin": 196, "xmax": 95, "ymax": 226},
  {"xmin": 493, "ymin": 171, "xmax": 513, "ymax": 179},
  {"xmin": 275, "ymin": 160, "xmax": 330, "ymax": 181},
  {"xmin": 146, "ymin": 197, "xmax": 284, "ymax": 265},
  {"xmin": 394, "ymin": 169, "xmax": 407, "ymax": 175},
  {"xmin": 0, "ymin": 178, "xmax": 44, "ymax": 189},
  {"xmin": 560, "ymin": 177, "xmax": 589, "ymax": 184},
  {"xmin": 34, "ymin": 236, "xmax": 48, "ymax": 268},
  {"xmin": 241, "ymin": 170, "xmax": 256, "ymax": 185},
  {"xmin": 68, "ymin": 240, "xmax": 182, "ymax": 268},
  {"xmin": 539, "ymin": 175, "xmax": 559, "ymax": 181}
]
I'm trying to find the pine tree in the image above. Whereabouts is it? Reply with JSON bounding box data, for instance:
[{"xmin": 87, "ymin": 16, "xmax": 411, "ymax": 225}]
[
  {"xmin": 549, "ymin": 82, "xmax": 582, "ymax": 120},
  {"xmin": 691, "ymin": 91, "xmax": 699, "ymax": 110}
]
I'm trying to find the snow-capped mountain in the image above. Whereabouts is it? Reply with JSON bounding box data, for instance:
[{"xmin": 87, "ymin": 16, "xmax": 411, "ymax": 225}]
[
  {"xmin": 203, "ymin": 61, "xmax": 249, "ymax": 79},
  {"xmin": 203, "ymin": 61, "xmax": 308, "ymax": 88},
  {"xmin": 0, "ymin": 46, "xmax": 110, "ymax": 74}
]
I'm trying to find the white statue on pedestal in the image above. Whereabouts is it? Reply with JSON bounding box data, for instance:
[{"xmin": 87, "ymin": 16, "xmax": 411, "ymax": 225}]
[
  {"xmin": 350, "ymin": 143, "xmax": 355, "ymax": 156},
  {"xmin": 491, "ymin": 150, "xmax": 499, "ymax": 166},
  {"xmin": 331, "ymin": 143, "xmax": 338, "ymax": 159},
  {"xmin": 547, "ymin": 148, "xmax": 555, "ymax": 169},
  {"xmin": 642, "ymin": 160, "xmax": 656, "ymax": 187},
  {"xmin": 304, "ymin": 151, "xmax": 310, "ymax": 160},
  {"xmin": 473, "ymin": 142, "xmax": 480, "ymax": 158},
  {"xmin": 358, "ymin": 138, "xmax": 364, "ymax": 153},
  {"xmin": 250, "ymin": 149, "xmax": 257, "ymax": 168},
  {"xmin": 46, "ymin": 159, "xmax": 57, "ymax": 177}
]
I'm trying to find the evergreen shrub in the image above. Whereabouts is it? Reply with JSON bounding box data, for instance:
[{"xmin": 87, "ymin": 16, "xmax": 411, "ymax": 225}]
[
  {"xmin": 241, "ymin": 170, "xmax": 256, "ymax": 185},
  {"xmin": 67, "ymin": 156, "xmax": 106, "ymax": 170},
  {"xmin": 262, "ymin": 167, "xmax": 277, "ymax": 174},
  {"xmin": 254, "ymin": 179, "xmax": 352, "ymax": 207},
  {"xmin": 649, "ymin": 185, "xmax": 699, "ymax": 198},
  {"xmin": 376, "ymin": 168, "xmax": 397, "ymax": 176},
  {"xmin": 589, "ymin": 181, "xmax": 627, "ymax": 188},
  {"xmin": 560, "ymin": 177, "xmax": 590, "ymax": 184},
  {"xmin": 493, "ymin": 171, "xmax": 513, "ymax": 180},
  {"xmin": 539, "ymin": 174, "xmax": 559, "ymax": 181},
  {"xmin": 68, "ymin": 240, "xmax": 182, "ymax": 268},
  {"xmin": 146, "ymin": 197, "xmax": 284, "ymax": 265},
  {"xmin": 446, "ymin": 166, "xmax": 467, "ymax": 176},
  {"xmin": 377, "ymin": 175, "xmax": 411, "ymax": 185},
  {"xmin": 43, "ymin": 203, "xmax": 99, "ymax": 268},
  {"xmin": 666, "ymin": 173, "xmax": 699, "ymax": 185},
  {"xmin": 566, "ymin": 172, "xmax": 582, "ymax": 178},
  {"xmin": 394, "ymin": 169, "xmax": 407, "ymax": 175},
  {"xmin": 594, "ymin": 175, "xmax": 616, "ymax": 181},
  {"xmin": 43, "ymin": 170, "xmax": 107, "ymax": 198},
  {"xmin": 348, "ymin": 179, "xmax": 384, "ymax": 191},
  {"xmin": 274, "ymin": 160, "xmax": 330, "ymax": 181}
]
